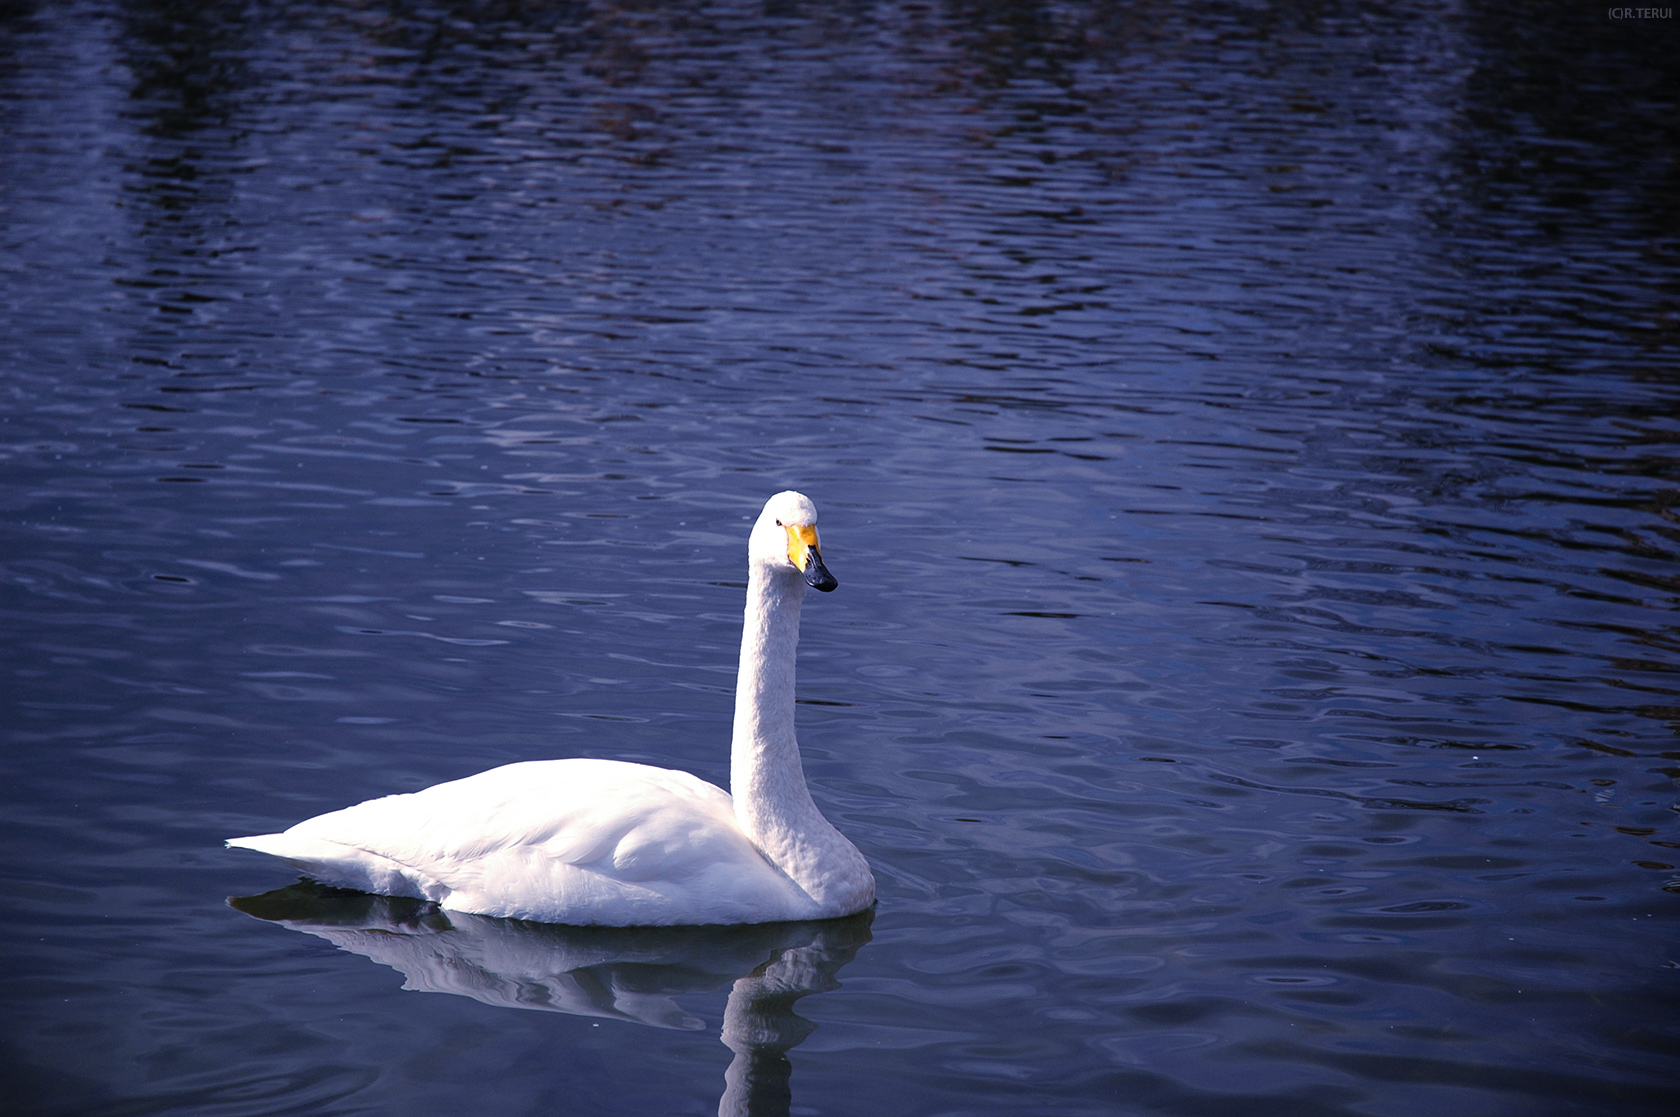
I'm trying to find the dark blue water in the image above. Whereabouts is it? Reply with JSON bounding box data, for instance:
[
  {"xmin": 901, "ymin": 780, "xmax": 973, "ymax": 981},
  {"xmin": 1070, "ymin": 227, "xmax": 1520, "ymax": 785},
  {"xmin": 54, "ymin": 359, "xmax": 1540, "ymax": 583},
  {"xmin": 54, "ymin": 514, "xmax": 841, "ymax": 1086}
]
[{"xmin": 3, "ymin": 1, "xmax": 1678, "ymax": 1114}]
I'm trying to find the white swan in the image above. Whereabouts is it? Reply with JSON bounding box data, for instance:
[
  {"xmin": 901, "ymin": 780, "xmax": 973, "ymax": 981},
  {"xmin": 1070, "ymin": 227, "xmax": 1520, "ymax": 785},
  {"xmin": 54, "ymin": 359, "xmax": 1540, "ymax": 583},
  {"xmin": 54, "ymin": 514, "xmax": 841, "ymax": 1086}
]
[{"xmin": 228, "ymin": 491, "xmax": 874, "ymax": 926}]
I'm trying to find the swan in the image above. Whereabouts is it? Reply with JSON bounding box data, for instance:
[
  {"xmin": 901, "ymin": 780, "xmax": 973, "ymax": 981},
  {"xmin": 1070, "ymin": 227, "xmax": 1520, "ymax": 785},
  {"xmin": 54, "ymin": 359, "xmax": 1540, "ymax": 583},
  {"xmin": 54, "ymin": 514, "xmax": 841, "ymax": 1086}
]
[{"xmin": 228, "ymin": 491, "xmax": 875, "ymax": 926}]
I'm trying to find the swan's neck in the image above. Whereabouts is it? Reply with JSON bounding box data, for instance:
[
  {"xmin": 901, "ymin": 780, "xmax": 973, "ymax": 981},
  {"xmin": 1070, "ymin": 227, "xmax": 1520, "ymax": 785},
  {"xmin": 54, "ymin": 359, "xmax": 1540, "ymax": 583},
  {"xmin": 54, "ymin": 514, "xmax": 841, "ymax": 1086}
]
[
  {"xmin": 730, "ymin": 564, "xmax": 866, "ymax": 908},
  {"xmin": 732, "ymin": 564, "xmax": 805, "ymax": 792}
]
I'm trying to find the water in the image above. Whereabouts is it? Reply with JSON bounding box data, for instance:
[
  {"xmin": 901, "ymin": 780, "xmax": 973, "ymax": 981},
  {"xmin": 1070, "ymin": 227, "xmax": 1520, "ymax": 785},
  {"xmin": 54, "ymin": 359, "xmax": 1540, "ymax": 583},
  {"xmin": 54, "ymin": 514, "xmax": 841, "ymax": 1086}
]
[{"xmin": 3, "ymin": 1, "xmax": 1678, "ymax": 1113}]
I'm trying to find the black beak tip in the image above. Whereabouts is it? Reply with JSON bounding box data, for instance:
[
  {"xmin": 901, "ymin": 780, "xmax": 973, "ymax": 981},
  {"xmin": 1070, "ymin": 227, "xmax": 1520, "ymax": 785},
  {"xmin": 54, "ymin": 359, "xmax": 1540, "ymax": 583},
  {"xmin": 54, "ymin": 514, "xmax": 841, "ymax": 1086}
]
[{"xmin": 805, "ymin": 563, "xmax": 838, "ymax": 593}]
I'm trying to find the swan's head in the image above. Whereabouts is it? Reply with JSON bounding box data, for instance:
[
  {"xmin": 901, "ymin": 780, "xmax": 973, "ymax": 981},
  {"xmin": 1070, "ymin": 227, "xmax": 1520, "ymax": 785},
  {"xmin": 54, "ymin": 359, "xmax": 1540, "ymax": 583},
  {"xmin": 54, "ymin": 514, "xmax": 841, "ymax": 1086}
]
[{"xmin": 750, "ymin": 490, "xmax": 837, "ymax": 592}]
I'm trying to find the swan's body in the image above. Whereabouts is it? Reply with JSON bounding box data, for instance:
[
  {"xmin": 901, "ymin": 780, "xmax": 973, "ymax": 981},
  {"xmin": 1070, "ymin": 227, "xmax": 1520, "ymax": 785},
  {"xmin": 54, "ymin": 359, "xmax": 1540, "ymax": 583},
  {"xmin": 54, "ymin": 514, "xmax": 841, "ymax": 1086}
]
[{"xmin": 228, "ymin": 492, "xmax": 873, "ymax": 926}]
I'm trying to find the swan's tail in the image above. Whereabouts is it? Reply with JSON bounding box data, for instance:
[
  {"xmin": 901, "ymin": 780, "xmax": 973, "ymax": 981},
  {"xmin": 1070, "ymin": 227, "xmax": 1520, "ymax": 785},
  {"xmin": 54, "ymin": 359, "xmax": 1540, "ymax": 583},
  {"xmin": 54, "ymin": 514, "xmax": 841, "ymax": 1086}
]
[
  {"xmin": 227, "ymin": 832, "xmax": 297, "ymax": 858},
  {"xmin": 226, "ymin": 831, "xmax": 363, "ymax": 884},
  {"xmin": 227, "ymin": 833, "xmax": 438, "ymax": 901}
]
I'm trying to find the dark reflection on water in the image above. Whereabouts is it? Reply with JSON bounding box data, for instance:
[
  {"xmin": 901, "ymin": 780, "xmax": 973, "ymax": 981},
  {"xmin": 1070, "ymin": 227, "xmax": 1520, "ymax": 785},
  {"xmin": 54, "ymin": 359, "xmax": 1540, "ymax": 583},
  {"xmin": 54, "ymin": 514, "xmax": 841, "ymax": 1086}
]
[{"xmin": 2, "ymin": 1, "xmax": 1678, "ymax": 1114}]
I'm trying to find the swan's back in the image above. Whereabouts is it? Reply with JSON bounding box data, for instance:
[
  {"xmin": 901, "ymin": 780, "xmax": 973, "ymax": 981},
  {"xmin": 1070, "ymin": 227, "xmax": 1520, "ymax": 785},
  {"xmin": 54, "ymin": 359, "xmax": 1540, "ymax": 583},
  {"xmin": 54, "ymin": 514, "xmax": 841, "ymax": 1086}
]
[{"xmin": 229, "ymin": 759, "xmax": 821, "ymax": 926}]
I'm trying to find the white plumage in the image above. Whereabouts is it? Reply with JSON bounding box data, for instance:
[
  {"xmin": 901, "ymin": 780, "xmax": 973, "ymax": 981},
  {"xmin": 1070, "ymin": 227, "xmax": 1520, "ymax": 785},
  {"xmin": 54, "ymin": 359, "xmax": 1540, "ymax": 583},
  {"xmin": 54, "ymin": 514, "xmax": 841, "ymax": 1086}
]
[{"xmin": 228, "ymin": 491, "xmax": 874, "ymax": 926}]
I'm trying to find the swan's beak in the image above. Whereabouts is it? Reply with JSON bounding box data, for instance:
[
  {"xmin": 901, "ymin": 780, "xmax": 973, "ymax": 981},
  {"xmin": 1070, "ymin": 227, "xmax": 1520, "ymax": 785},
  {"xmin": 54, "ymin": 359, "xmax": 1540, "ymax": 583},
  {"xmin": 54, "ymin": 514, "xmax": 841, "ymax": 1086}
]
[{"xmin": 786, "ymin": 525, "xmax": 838, "ymax": 592}]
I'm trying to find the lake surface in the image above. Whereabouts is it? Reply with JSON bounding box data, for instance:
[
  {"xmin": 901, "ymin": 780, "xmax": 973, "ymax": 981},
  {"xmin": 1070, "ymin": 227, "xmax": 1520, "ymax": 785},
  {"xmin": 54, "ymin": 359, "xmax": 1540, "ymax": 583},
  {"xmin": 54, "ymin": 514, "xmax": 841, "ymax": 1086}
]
[{"xmin": 3, "ymin": 1, "xmax": 1678, "ymax": 1114}]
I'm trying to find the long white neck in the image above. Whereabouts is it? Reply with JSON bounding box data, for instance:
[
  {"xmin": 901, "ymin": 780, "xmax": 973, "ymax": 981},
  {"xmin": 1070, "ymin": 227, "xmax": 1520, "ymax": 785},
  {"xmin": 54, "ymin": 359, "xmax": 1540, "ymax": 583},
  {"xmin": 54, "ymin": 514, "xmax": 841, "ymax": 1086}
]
[
  {"xmin": 730, "ymin": 562, "xmax": 870, "ymax": 911},
  {"xmin": 731, "ymin": 563, "xmax": 821, "ymax": 850}
]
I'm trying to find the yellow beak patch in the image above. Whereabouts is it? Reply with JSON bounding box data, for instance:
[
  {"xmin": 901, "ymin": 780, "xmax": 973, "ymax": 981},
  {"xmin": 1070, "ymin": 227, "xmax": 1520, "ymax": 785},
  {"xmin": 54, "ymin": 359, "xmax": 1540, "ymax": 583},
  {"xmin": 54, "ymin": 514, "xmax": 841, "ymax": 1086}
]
[{"xmin": 785, "ymin": 524, "xmax": 821, "ymax": 571}]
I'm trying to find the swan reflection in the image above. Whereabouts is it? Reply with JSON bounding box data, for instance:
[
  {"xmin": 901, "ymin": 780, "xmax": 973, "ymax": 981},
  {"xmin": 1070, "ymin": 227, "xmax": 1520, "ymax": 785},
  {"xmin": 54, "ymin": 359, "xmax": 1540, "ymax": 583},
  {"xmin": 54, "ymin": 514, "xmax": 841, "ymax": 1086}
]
[{"xmin": 230, "ymin": 882, "xmax": 870, "ymax": 1115}]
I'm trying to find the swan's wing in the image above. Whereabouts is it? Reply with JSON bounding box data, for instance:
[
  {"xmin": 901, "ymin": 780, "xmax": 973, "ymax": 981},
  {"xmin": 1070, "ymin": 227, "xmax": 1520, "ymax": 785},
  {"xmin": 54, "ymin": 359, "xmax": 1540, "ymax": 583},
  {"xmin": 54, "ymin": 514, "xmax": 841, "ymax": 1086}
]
[
  {"xmin": 278, "ymin": 759, "xmax": 733, "ymax": 865},
  {"xmin": 229, "ymin": 759, "xmax": 810, "ymax": 925}
]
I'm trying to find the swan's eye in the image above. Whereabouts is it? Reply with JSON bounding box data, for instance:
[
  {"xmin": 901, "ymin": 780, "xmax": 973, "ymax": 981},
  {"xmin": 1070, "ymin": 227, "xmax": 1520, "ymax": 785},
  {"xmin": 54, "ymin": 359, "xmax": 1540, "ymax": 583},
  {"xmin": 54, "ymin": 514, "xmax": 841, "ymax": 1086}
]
[{"xmin": 775, "ymin": 519, "xmax": 782, "ymax": 526}]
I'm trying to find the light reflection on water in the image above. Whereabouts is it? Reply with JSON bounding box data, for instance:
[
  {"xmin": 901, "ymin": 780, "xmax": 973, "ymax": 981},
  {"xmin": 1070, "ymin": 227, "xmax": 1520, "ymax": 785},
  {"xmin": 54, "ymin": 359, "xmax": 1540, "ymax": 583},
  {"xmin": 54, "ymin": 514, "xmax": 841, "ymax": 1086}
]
[
  {"xmin": 2, "ymin": 1, "xmax": 1677, "ymax": 1114},
  {"xmin": 230, "ymin": 883, "xmax": 872, "ymax": 1116}
]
